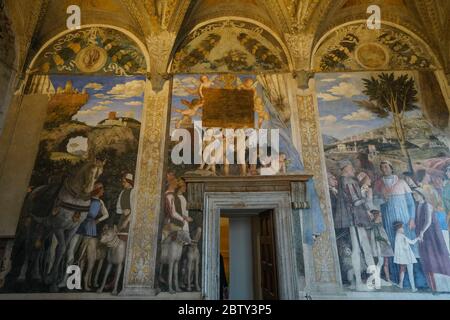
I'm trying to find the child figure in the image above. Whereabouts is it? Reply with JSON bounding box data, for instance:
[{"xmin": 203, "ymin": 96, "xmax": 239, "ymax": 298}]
[
  {"xmin": 237, "ymin": 78, "xmax": 257, "ymax": 99},
  {"xmin": 254, "ymin": 97, "xmax": 270, "ymax": 129},
  {"xmin": 368, "ymin": 210, "xmax": 394, "ymax": 286},
  {"xmin": 198, "ymin": 75, "xmax": 212, "ymax": 99},
  {"xmin": 175, "ymin": 98, "xmax": 203, "ymax": 128},
  {"xmin": 393, "ymin": 221, "xmax": 419, "ymax": 292}
]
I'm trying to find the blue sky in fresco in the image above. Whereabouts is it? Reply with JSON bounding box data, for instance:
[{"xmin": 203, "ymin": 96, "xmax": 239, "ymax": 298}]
[
  {"xmin": 316, "ymin": 72, "xmax": 422, "ymax": 140},
  {"xmin": 50, "ymin": 75, "xmax": 145, "ymax": 126}
]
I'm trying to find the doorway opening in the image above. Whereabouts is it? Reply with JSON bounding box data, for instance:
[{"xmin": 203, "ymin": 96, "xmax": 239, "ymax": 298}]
[{"xmin": 219, "ymin": 209, "xmax": 279, "ymax": 300}]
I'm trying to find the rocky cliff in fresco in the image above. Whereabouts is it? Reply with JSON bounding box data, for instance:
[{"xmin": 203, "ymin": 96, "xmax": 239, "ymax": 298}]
[{"xmin": 2, "ymin": 75, "xmax": 144, "ymax": 294}]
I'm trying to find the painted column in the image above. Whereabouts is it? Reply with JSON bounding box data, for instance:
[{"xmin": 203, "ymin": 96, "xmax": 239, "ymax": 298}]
[
  {"xmin": 294, "ymin": 71, "xmax": 342, "ymax": 294},
  {"xmin": 121, "ymin": 78, "xmax": 171, "ymax": 295}
]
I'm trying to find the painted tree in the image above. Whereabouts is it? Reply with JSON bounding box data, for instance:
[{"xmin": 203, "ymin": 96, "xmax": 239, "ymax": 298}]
[{"xmin": 355, "ymin": 73, "xmax": 419, "ymax": 172}]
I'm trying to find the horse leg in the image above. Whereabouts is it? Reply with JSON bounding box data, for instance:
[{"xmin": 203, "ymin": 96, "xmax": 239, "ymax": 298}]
[
  {"xmin": 18, "ymin": 252, "xmax": 29, "ymax": 282},
  {"xmin": 31, "ymin": 246, "xmax": 43, "ymax": 281},
  {"xmin": 59, "ymin": 234, "xmax": 80, "ymax": 288},
  {"xmin": 46, "ymin": 234, "xmax": 57, "ymax": 275},
  {"xmin": 94, "ymin": 258, "xmax": 104, "ymax": 288},
  {"xmin": 18, "ymin": 232, "xmax": 32, "ymax": 281},
  {"xmin": 48, "ymin": 229, "xmax": 65, "ymax": 291},
  {"xmin": 97, "ymin": 262, "xmax": 112, "ymax": 293},
  {"xmin": 112, "ymin": 263, "xmax": 123, "ymax": 296}
]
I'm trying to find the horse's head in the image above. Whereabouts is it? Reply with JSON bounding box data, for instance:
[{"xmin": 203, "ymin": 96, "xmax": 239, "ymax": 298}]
[
  {"xmin": 85, "ymin": 158, "xmax": 105, "ymax": 193},
  {"xmin": 69, "ymin": 158, "xmax": 105, "ymax": 199}
]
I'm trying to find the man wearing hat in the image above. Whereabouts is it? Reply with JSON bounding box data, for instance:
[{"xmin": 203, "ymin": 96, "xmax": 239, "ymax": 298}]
[
  {"xmin": 374, "ymin": 159, "xmax": 421, "ymax": 288},
  {"xmin": 335, "ymin": 159, "xmax": 375, "ymax": 290},
  {"xmin": 115, "ymin": 173, "xmax": 135, "ymax": 242}
]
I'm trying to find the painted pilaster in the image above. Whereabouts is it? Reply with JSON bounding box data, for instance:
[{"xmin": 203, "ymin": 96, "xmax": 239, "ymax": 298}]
[
  {"xmin": 121, "ymin": 78, "xmax": 171, "ymax": 295},
  {"xmin": 294, "ymin": 71, "xmax": 343, "ymax": 294}
]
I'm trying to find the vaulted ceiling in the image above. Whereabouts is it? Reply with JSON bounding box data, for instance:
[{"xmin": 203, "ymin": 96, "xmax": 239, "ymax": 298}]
[{"xmin": 3, "ymin": 0, "xmax": 449, "ymax": 79}]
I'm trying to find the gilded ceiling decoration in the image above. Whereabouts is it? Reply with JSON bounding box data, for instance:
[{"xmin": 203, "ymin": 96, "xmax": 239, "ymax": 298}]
[
  {"xmin": 171, "ymin": 20, "xmax": 289, "ymax": 73},
  {"xmin": 31, "ymin": 27, "xmax": 146, "ymax": 75},
  {"xmin": 313, "ymin": 23, "xmax": 437, "ymax": 72}
]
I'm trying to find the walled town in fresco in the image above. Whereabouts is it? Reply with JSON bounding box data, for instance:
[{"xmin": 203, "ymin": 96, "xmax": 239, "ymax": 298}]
[
  {"xmin": 317, "ymin": 72, "xmax": 450, "ymax": 293},
  {"xmin": 2, "ymin": 75, "xmax": 144, "ymax": 294}
]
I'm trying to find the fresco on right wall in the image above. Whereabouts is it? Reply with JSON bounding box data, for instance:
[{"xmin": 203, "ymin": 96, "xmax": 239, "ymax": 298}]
[{"xmin": 316, "ymin": 71, "xmax": 450, "ymax": 293}]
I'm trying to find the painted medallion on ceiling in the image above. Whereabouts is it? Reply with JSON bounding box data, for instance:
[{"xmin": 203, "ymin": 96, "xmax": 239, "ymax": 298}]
[
  {"xmin": 314, "ymin": 23, "xmax": 436, "ymax": 72},
  {"xmin": 171, "ymin": 20, "xmax": 289, "ymax": 73},
  {"xmin": 32, "ymin": 27, "xmax": 146, "ymax": 75}
]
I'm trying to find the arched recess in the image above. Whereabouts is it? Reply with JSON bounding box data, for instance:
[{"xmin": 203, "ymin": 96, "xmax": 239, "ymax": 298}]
[
  {"xmin": 28, "ymin": 24, "xmax": 150, "ymax": 75},
  {"xmin": 169, "ymin": 17, "xmax": 293, "ymax": 74},
  {"xmin": 311, "ymin": 20, "xmax": 449, "ymax": 130},
  {"xmin": 0, "ymin": 23, "xmax": 148, "ymax": 258},
  {"xmin": 311, "ymin": 20, "xmax": 441, "ymax": 72}
]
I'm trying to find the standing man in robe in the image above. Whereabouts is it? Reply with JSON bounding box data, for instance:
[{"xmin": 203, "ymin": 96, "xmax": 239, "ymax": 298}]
[{"xmin": 374, "ymin": 160, "xmax": 420, "ymax": 287}]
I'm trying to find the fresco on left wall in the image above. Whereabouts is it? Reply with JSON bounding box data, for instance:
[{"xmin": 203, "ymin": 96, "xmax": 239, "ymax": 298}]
[{"xmin": 1, "ymin": 75, "xmax": 144, "ymax": 295}]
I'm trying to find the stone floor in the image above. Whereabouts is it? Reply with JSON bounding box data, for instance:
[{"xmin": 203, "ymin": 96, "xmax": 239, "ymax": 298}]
[
  {"xmin": 0, "ymin": 291, "xmax": 202, "ymax": 300},
  {"xmin": 1, "ymin": 290, "xmax": 450, "ymax": 300},
  {"xmin": 307, "ymin": 290, "xmax": 450, "ymax": 300}
]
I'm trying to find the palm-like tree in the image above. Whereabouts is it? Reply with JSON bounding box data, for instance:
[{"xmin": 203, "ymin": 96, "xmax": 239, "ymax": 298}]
[{"xmin": 355, "ymin": 73, "xmax": 419, "ymax": 172}]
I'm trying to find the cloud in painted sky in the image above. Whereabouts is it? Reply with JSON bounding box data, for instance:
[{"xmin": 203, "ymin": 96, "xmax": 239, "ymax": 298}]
[
  {"xmin": 76, "ymin": 109, "xmax": 98, "ymax": 117},
  {"xmin": 338, "ymin": 74, "xmax": 353, "ymax": 79},
  {"xmin": 99, "ymin": 100, "xmax": 113, "ymax": 105},
  {"xmin": 107, "ymin": 80, "xmax": 145, "ymax": 99},
  {"xmin": 343, "ymin": 109, "xmax": 375, "ymax": 121},
  {"xmin": 320, "ymin": 115, "xmax": 337, "ymax": 125},
  {"xmin": 84, "ymin": 82, "xmax": 103, "ymax": 90},
  {"xmin": 91, "ymin": 105, "xmax": 109, "ymax": 111},
  {"xmin": 328, "ymin": 82, "xmax": 361, "ymax": 98},
  {"xmin": 125, "ymin": 101, "xmax": 143, "ymax": 106},
  {"xmin": 94, "ymin": 93, "xmax": 107, "ymax": 98},
  {"xmin": 320, "ymin": 78, "xmax": 336, "ymax": 83},
  {"xmin": 172, "ymin": 76, "xmax": 199, "ymax": 97},
  {"xmin": 317, "ymin": 93, "xmax": 341, "ymax": 102}
]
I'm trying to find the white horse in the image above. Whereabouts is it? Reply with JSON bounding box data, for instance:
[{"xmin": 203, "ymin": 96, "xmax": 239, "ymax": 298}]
[{"xmin": 14, "ymin": 159, "xmax": 104, "ymax": 291}]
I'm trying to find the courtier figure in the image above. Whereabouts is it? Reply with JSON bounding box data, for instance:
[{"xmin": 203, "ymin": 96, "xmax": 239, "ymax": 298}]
[
  {"xmin": 335, "ymin": 160, "xmax": 375, "ymax": 290},
  {"xmin": 115, "ymin": 173, "xmax": 135, "ymax": 242}
]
